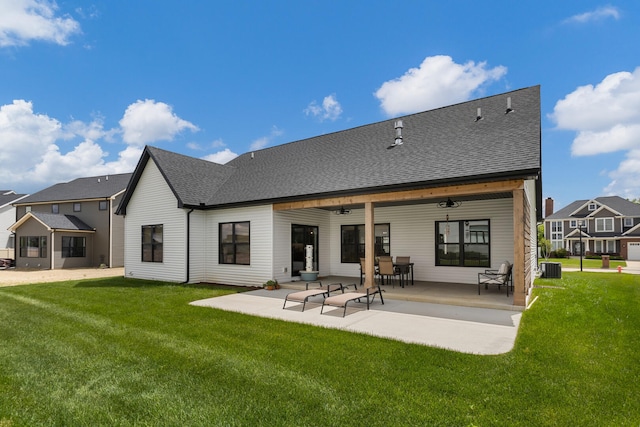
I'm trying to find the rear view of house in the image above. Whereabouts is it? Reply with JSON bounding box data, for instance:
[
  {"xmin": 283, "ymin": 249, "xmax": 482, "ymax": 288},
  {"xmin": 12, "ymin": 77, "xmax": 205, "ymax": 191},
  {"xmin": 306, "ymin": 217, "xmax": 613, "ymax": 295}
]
[
  {"xmin": 10, "ymin": 174, "xmax": 132, "ymax": 269},
  {"xmin": 117, "ymin": 86, "xmax": 542, "ymax": 307}
]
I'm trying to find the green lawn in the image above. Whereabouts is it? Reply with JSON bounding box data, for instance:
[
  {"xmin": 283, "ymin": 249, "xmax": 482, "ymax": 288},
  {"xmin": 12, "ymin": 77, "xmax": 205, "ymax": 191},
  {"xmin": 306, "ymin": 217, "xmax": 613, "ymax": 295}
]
[
  {"xmin": 1, "ymin": 274, "xmax": 639, "ymax": 426},
  {"xmin": 543, "ymin": 257, "xmax": 626, "ymax": 269}
]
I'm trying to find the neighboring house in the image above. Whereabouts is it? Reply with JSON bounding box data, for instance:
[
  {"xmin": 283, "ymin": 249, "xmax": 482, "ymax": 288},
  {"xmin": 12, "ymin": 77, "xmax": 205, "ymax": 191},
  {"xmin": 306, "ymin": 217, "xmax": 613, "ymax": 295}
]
[
  {"xmin": 9, "ymin": 173, "xmax": 132, "ymax": 269},
  {"xmin": 0, "ymin": 190, "xmax": 29, "ymax": 259},
  {"xmin": 544, "ymin": 196, "xmax": 640, "ymax": 260},
  {"xmin": 117, "ymin": 86, "xmax": 542, "ymax": 307}
]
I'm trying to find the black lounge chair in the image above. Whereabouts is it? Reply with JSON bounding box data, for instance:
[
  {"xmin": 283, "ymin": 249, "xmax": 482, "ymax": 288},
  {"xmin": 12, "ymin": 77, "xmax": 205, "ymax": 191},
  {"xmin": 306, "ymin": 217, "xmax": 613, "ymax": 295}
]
[{"xmin": 478, "ymin": 261, "xmax": 513, "ymax": 296}]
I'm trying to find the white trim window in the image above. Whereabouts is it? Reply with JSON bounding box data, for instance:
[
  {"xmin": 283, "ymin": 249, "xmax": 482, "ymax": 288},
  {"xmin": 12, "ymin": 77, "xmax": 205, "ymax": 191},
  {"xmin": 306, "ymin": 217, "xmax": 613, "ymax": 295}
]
[
  {"xmin": 624, "ymin": 217, "xmax": 634, "ymax": 227},
  {"xmin": 570, "ymin": 220, "xmax": 577, "ymax": 228},
  {"xmin": 596, "ymin": 240, "xmax": 616, "ymax": 253},
  {"xmin": 550, "ymin": 221, "xmax": 563, "ymax": 251},
  {"xmin": 588, "ymin": 203, "xmax": 597, "ymax": 211},
  {"xmin": 595, "ymin": 218, "xmax": 614, "ymax": 232}
]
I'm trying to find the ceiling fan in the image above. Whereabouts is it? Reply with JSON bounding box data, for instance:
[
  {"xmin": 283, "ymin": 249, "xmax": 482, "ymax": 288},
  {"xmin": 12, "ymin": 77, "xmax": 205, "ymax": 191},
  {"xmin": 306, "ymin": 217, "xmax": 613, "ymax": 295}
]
[
  {"xmin": 438, "ymin": 197, "xmax": 461, "ymax": 209},
  {"xmin": 334, "ymin": 206, "xmax": 352, "ymax": 215}
]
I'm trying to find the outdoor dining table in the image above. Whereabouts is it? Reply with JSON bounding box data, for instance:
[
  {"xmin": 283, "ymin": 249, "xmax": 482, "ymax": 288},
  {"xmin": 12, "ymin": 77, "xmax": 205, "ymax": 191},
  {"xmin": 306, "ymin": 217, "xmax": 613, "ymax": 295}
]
[
  {"xmin": 360, "ymin": 259, "xmax": 415, "ymax": 288},
  {"xmin": 394, "ymin": 262, "xmax": 414, "ymax": 288}
]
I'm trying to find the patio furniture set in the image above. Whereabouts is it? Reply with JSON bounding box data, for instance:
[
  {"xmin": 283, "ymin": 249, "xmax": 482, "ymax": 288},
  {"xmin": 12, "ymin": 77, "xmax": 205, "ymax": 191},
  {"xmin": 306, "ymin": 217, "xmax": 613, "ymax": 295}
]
[
  {"xmin": 284, "ymin": 259, "xmax": 513, "ymax": 316},
  {"xmin": 282, "ymin": 281, "xmax": 385, "ymax": 317},
  {"xmin": 359, "ymin": 256, "xmax": 414, "ymax": 288}
]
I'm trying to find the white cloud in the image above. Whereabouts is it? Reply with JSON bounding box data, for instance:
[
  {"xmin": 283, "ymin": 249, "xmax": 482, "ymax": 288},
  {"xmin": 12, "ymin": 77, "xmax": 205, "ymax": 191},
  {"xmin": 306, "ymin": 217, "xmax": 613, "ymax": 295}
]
[
  {"xmin": 0, "ymin": 0, "xmax": 81, "ymax": 47},
  {"xmin": 603, "ymin": 149, "xmax": 640, "ymax": 199},
  {"xmin": 0, "ymin": 99, "xmax": 144, "ymax": 192},
  {"xmin": 304, "ymin": 94, "xmax": 343, "ymax": 121},
  {"xmin": 550, "ymin": 68, "xmax": 640, "ymax": 155},
  {"xmin": 119, "ymin": 99, "xmax": 199, "ymax": 145},
  {"xmin": 202, "ymin": 148, "xmax": 238, "ymax": 164},
  {"xmin": 374, "ymin": 55, "xmax": 507, "ymax": 116},
  {"xmin": 563, "ymin": 6, "xmax": 620, "ymax": 24},
  {"xmin": 249, "ymin": 126, "xmax": 284, "ymax": 151},
  {"xmin": 551, "ymin": 68, "xmax": 640, "ymax": 199},
  {"xmin": 0, "ymin": 100, "xmax": 61, "ymax": 178}
]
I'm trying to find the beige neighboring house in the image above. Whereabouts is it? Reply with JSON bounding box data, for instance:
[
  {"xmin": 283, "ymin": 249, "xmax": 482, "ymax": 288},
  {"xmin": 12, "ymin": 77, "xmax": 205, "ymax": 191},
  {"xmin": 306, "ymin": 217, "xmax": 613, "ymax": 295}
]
[
  {"xmin": 9, "ymin": 174, "xmax": 132, "ymax": 270},
  {"xmin": 1, "ymin": 190, "xmax": 29, "ymax": 260}
]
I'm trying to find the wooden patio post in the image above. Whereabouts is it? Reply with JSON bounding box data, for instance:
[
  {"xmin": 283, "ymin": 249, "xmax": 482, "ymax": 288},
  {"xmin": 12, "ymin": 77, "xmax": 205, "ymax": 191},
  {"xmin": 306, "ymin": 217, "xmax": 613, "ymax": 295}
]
[
  {"xmin": 512, "ymin": 189, "xmax": 526, "ymax": 306},
  {"xmin": 364, "ymin": 202, "xmax": 375, "ymax": 289}
]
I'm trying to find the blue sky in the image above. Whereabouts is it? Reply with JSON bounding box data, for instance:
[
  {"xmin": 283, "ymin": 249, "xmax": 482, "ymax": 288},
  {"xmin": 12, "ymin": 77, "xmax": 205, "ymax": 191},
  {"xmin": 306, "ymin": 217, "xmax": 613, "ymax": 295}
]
[{"xmin": 1, "ymin": 1, "xmax": 640, "ymax": 211}]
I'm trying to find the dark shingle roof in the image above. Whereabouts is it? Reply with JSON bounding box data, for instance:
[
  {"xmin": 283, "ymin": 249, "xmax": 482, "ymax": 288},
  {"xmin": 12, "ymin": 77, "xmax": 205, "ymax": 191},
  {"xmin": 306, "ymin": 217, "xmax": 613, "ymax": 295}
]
[
  {"xmin": 144, "ymin": 147, "xmax": 236, "ymax": 207},
  {"xmin": 119, "ymin": 86, "xmax": 541, "ymax": 213},
  {"xmin": 16, "ymin": 173, "xmax": 132, "ymax": 204},
  {"xmin": 547, "ymin": 196, "xmax": 640, "ymax": 219},
  {"xmin": 211, "ymin": 86, "xmax": 540, "ymax": 206},
  {"xmin": 29, "ymin": 212, "xmax": 94, "ymax": 231},
  {"xmin": 0, "ymin": 192, "xmax": 28, "ymax": 208}
]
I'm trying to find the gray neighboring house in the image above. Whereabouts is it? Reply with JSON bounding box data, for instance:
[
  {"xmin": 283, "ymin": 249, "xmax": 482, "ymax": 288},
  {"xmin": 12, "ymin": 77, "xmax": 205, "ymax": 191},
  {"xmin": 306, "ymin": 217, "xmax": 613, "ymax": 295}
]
[
  {"xmin": 10, "ymin": 173, "xmax": 132, "ymax": 269},
  {"xmin": 544, "ymin": 196, "xmax": 640, "ymax": 260},
  {"xmin": 0, "ymin": 190, "xmax": 29, "ymax": 260},
  {"xmin": 117, "ymin": 86, "xmax": 542, "ymax": 307}
]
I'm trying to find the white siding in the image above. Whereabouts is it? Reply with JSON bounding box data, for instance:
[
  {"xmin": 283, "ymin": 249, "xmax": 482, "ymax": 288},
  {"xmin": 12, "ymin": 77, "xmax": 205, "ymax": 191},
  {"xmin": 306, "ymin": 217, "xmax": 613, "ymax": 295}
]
[
  {"xmin": 123, "ymin": 160, "xmax": 187, "ymax": 282},
  {"xmin": 326, "ymin": 199, "xmax": 514, "ymax": 285},
  {"xmin": 204, "ymin": 205, "xmax": 273, "ymax": 287},
  {"xmin": 0, "ymin": 205, "xmax": 16, "ymax": 256},
  {"xmin": 188, "ymin": 210, "xmax": 207, "ymax": 283}
]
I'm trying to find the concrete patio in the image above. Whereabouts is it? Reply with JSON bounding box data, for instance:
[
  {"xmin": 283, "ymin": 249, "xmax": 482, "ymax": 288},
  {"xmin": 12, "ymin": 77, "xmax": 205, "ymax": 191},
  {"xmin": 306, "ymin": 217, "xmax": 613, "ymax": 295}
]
[
  {"xmin": 279, "ymin": 275, "xmax": 522, "ymax": 311},
  {"xmin": 191, "ymin": 275, "xmax": 524, "ymax": 355}
]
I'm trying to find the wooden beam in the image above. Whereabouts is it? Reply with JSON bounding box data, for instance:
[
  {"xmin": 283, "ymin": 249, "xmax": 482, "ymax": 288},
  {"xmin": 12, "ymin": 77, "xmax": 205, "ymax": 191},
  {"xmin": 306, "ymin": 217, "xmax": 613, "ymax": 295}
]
[
  {"xmin": 273, "ymin": 179, "xmax": 525, "ymax": 211},
  {"xmin": 512, "ymin": 189, "xmax": 526, "ymax": 307}
]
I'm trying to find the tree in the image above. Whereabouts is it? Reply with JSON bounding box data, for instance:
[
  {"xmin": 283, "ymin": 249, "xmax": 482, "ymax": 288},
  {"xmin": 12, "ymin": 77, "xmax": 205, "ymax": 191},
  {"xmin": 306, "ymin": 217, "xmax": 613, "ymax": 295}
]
[{"xmin": 538, "ymin": 223, "xmax": 551, "ymax": 260}]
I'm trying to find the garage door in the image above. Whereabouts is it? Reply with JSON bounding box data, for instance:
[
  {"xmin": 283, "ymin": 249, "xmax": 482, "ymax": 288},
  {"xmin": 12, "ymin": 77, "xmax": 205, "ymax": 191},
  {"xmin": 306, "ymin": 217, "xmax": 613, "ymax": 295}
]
[{"xmin": 629, "ymin": 242, "xmax": 640, "ymax": 261}]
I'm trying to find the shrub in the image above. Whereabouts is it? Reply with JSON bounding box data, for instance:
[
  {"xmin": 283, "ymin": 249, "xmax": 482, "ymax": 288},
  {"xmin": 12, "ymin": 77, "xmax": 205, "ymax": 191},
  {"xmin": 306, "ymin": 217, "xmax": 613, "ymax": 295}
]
[{"xmin": 555, "ymin": 248, "xmax": 568, "ymax": 258}]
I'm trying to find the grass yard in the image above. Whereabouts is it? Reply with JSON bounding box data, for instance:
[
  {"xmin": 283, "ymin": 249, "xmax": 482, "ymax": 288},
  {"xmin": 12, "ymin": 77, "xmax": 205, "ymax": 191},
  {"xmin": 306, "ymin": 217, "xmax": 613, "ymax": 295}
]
[
  {"xmin": 543, "ymin": 257, "xmax": 626, "ymax": 269},
  {"xmin": 1, "ymin": 273, "xmax": 639, "ymax": 426}
]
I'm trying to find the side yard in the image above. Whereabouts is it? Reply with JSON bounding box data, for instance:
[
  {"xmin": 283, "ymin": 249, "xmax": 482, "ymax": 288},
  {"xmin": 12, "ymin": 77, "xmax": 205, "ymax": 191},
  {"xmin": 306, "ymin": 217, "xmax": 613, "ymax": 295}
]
[{"xmin": 0, "ymin": 273, "xmax": 638, "ymax": 425}]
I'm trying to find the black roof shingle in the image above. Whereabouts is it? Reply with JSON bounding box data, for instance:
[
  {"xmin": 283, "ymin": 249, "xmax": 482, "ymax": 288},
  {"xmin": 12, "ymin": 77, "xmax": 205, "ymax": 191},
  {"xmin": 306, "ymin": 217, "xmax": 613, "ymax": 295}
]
[
  {"xmin": 547, "ymin": 196, "xmax": 640, "ymax": 219},
  {"xmin": 16, "ymin": 173, "xmax": 132, "ymax": 205},
  {"xmin": 118, "ymin": 86, "xmax": 541, "ymax": 214},
  {"xmin": 28, "ymin": 212, "xmax": 94, "ymax": 231}
]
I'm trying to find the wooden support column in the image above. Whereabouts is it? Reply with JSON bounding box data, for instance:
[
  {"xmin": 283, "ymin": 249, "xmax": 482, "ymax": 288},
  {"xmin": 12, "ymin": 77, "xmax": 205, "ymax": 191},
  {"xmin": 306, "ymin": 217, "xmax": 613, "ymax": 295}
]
[
  {"xmin": 364, "ymin": 202, "xmax": 375, "ymax": 289},
  {"xmin": 512, "ymin": 189, "xmax": 526, "ymax": 306}
]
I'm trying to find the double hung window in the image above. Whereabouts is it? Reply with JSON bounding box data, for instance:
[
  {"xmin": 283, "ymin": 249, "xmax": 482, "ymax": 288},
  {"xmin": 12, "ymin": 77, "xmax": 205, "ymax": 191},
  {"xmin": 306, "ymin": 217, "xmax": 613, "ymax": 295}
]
[{"xmin": 595, "ymin": 218, "xmax": 613, "ymax": 232}]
